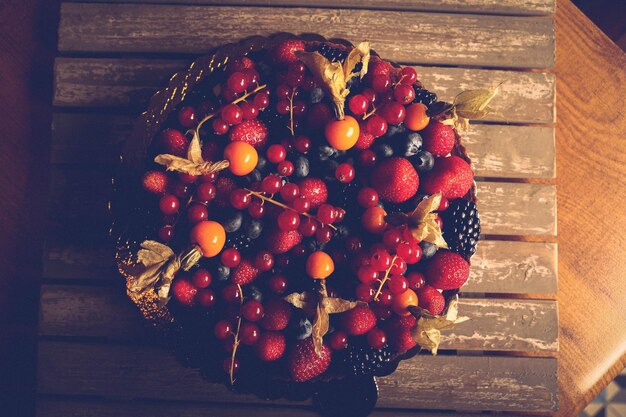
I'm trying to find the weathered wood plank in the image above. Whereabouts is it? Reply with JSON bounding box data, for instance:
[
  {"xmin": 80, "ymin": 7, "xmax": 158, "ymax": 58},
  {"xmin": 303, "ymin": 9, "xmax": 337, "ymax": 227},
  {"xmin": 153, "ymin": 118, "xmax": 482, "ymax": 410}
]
[
  {"xmin": 35, "ymin": 397, "xmax": 543, "ymax": 417},
  {"xmin": 37, "ymin": 340, "xmax": 558, "ymax": 411},
  {"xmin": 39, "ymin": 285, "xmax": 558, "ymax": 352},
  {"xmin": 476, "ymin": 182, "xmax": 557, "ymax": 236},
  {"xmin": 51, "ymin": 113, "xmax": 556, "ymax": 179},
  {"xmin": 72, "ymin": 0, "xmax": 556, "ymax": 16},
  {"xmin": 467, "ymin": 240, "xmax": 557, "ymax": 294},
  {"xmin": 58, "ymin": 4, "xmax": 555, "ymax": 69},
  {"xmin": 53, "ymin": 58, "xmax": 556, "ymax": 125}
]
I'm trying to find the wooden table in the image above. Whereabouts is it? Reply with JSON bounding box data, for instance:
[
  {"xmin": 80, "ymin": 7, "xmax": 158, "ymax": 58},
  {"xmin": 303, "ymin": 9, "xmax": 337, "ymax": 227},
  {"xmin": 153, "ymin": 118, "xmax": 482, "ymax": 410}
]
[{"xmin": 0, "ymin": 0, "xmax": 623, "ymax": 416}]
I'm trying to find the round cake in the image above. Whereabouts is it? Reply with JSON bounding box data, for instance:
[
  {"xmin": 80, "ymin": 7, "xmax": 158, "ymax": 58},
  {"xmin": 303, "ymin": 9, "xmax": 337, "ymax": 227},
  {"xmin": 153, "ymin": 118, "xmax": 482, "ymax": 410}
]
[{"xmin": 113, "ymin": 35, "xmax": 482, "ymax": 416}]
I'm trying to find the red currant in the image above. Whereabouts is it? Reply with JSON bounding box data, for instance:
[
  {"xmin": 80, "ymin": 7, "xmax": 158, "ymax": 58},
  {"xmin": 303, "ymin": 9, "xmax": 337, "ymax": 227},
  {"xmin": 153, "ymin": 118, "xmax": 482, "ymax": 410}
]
[
  {"xmin": 221, "ymin": 284, "xmax": 241, "ymax": 303},
  {"xmin": 178, "ymin": 106, "xmax": 197, "ymax": 127},
  {"xmin": 254, "ymin": 250, "xmax": 274, "ymax": 272},
  {"xmin": 214, "ymin": 320, "xmax": 232, "ymax": 340},
  {"xmin": 377, "ymin": 289, "xmax": 394, "ymax": 305},
  {"xmin": 196, "ymin": 182, "xmax": 216, "ymax": 202},
  {"xmin": 159, "ymin": 194, "xmax": 179, "ymax": 215},
  {"xmin": 371, "ymin": 74, "xmax": 391, "ymax": 93},
  {"xmin": 187, "ymin": 203, "xmax": 208, "ymax": 224},
  {"xmin": 248, "ymin": 200, "xmax": 265, "ymax": 219},
  {"xmin": 348, "ymin": 94, "xmax": 369, "ymax": 115},
  {"xmin": 438, "ymin": 197, "xmax": 450, "ymax": 211},
  {"xmin": 276, "ymin": 99, "xmax": 290, "ymax": 115},
  {"xmin": 390, "ymin": 257, "xmax": 407, "ymax": 275},
  {"xmin": 355, "ymin": 283, "xmax": 375, "ymax": 302},
  {"xmin": 220, "ymin": 248, "xmax": 241, "ymax": 268},
  {"xmin": 212, "ymin": 118, "xmax": 229, "ymax": 135},
  {"xmin": 317, "ymin": 204, "xmax": 337, "ymax": 224},
  {"xmin": 277, "ymin": 160, "xmax": 294, "ymax": 176},
  {"xmin": 329, "ymin": 331, "xmax": 348, "ymax": 350},
  {"xmin": 335, "ymin": 163, "xmax": 355, "ymax": 183},
  {"xmin": 370, "ymin": 250, "xmax": 392, "ymax": 271},
  {"xmin": 227, "ymin": 72, "xmax": 248, "ymax": 93},
  {"xmin": 357, "ymin": 265, "xmax": 379, "ymax": 284},
  {"xmin": 261, "ymin": 175, "xmax": 282, "ymax": 194},
  {"xmin": 191, "ymin": 268, "xmax": 212, "ymax": 288},
  {"xmin": 253, "ymin": 91, "xmax": 270, "ymax": 110},
  {"xmin": 266, "ymin": 144, "xmax": 287, "ymax": 164},
  {"xmin": 407, "ymin": 271, "xmax": 426, "ymax": 290},
  {"xmin": 197, "ymin": 289, "xmax": 216, "ymax": 307},
  {"xmin": 316, "ymin": 225, "xmax": 333, "ymax": 243},
  {"xmin": 380, "ymin": 102, "xmax": 406, "ymax": 125},
  {"xmin": 357, "ymin": 149, "xmax": 377, "ymax": 167},
  {"xmin": 241, "ymin": 300, "xmax": 264, "ymax": 322},
  {"xmin": 293, "ymin": 135, "xmax": 311, "ymax": 153},
  {"xmin": 388, "ymin": 275, "xmax": 408, "ymax": 294},
  {"xmin": 291, "ymin": 196, "xmax": 310, "ymax": 213},
  {"xmin": 393, "ymin": 83, "xmax": 415, "ymax": 104},
  {"xmin": 279, "ymin": 183, "xmax": 299, "ymax": 202},
  {"xmin": 240, "ymin": 322, "xmax": 260, "ymax": 345},
  {"xmin": 399, "ymin": 67, "xmax": 417, "ymax": 84},
  {"xmin": 357, "ymin": 187, "xmax": 379, "ymax": 208},
  {"xmin": 230, "ymin": 189, "xmax": 251, "ymax": 209},
  {"xmin": 383, "ymin": 228, "xmax": 403, "ymax": 248},
  {"xmin": 298, "ymin": 217, "xmax": 317, "ymax": 237},
  {"xmin": 366, "ymin": 114, "xmax": 388, "ymax": 137},
  {"xmin": 240, "ymin": 101, "xmax": 258, "ymax": 120},
  {"xmin": 367, "ymin": 328, "xmax": 387, "ymax": 349},
  {"xmin": 158, "ymin": 225, "xmax": 174, "ymax": 242},
  {"xmin": 268, "ymin": 274, "xmax": 288, "ymax": 294},
  {"xmin": 221, "ymin": 104, "xmax": 243, "ymax": 125},
  {"xmin": 277, "ymin": 210, "xmax": 300, "ymax": 231}
]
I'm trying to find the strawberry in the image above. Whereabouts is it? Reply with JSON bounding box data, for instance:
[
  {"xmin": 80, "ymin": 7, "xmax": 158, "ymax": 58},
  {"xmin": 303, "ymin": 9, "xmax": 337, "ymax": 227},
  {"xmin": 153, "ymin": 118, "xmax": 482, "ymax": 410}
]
[
  {"xmin": 420, "ymin": 156, "xmax": 473, "ymax": 199},
  {"xmin": 288, "ymin": 338, "xmax": 332, "ymax": 382},
  {"xmin": 354, "ymin": 125, "xmax": 375, "ymax": 150},
  {"xmin": 389, "ymin": 328, "xmax": 417, "ymax": 353},
  {"xmin": 231, "ymin": 258, "xmax": 260, "ymax": 285},
  {"xmin": 421, "ymin": 121, "xmax": 455, "ymax": 157},
  {"xmin": 228, "ymin": 56, "xmax": 255, "ymax": 73},
  {"xmin": 229, "ymin": 119, "xmax": 268, "ymax": 149},
  {"xmin": 298, "ymin": 178, "xmax": 328, "ymax": 209},
  {"xmin": 271, "ymin": 39, "xmax": 305, "ymax": 65},
  {"xmin": 171, "ymin": 278, "xmax": 197, "ymax": 307},
  {"xmin": 142, "ymin": 170, "xmax": 169, "ymax": 194},
  {"xmin": 264, "ymin": 229, "xmax": 302, "ymax": 254},
  {"xmin": 255, "ymin": 331, "xmax": 286, "ymax": 361},
  {"xmin": 370, "ymin": 157, "xmax": 419, "ymax": 203},
  {"xmin": 157, "ymin": 128, "xmax": 188, "ymax": 157},
  {"xmin": 340, "ymin": 305, "xmax": 376, "ymax": 336},
  {"xmin": 417, "ymin": 285, "xmax": 445, "ymax": 315},
  {"xmin": 259, "ymin": 298, "xmax": 292, "ymax": 331},
  {"xmin": 214, "ymin": 176, "xmax": 237, "ymax": 207},
  {"xmin": 424, "ymin": 250, "xmax": 470, "ymax": 290}
]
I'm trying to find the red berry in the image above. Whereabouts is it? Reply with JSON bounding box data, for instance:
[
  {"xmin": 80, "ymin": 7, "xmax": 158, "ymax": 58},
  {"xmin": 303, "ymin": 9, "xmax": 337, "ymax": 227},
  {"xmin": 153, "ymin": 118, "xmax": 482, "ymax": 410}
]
[
  {"xmin": 172, "ymin": 278, "xmax": 196, "ymax": 306},
  {"xmin": 366, "ymin": 114, "xmax": 388, "ymax": 137},
  {"xmin": 272, "ymin": 40, "xmax": 305, "ymax": 65},
  {"xmin": 379, "ymin": 102, "xmax": 406, "ymax": 125},
  {"xmin": 266, "ymin": 144, "xmax": 287, "ymax": 163},
  {"xmin": 335, "ymin": 163, "xmax": 355, "ymax": 183},
  {"xmin": 340, "ymin": 305, "xmax": 376, "ymax": 336},
  {"xmin": 231, "ymin": 259, "xmax": 260, "ymax": 285},
  {"xmin": 357, "ymin": 149, "xmax": 377, "ymax": 167},
  {"xmin": 214, "ymin": 320, "xmax": 232, "ymax": 340},
  {"xmin": 230, "ymin": 188, "xmax": 251, "ymax": 209},
  {"xmin": 355, "ymin": 283, "xmax": 375, "ymax": 302},
  {"xmin": 277, "ymin": 210, "xmax": 300, "ymax": 231},
  {"xmin": 268, "ymin": 274, "xmax": 288, "ymax": 294},
  {"xmin": 370, "ymin": 157, "xmax": 419, "ymax": 203},
  {"xmin": 142, "ymin": 170, "xmax": 169, "ymax": 194},
  {"xmin": 370, "ymin": 250, "xmax": 392, "ymax": 271},
  {"xmin": 298, "ymin": 177, "xmax": 328, "ymax": 209},
  {"xmin": 357, "ymin": 265, "xmax": 379, "ymax": 284},
  {"xmin": 407, "ymin": 271, "xmax": 426, "ymax": 290},
  {"xmin": 248, "ymin": 200, "xmax": 265, "ymax": 218},
  {"xmin": 240, "ymin": 322, "xmax": 261, "ymax": 345},
  {"xmin": 315, "ymin": 225, "xmax": 333, "ymax": 243},
  {"xmin": 262, "ymin": 175, "xmax": 282, "ymax": 194},
  {"xmin": 421, "ymin": 120, "xmax": 455, "ymax": 157},
  {"xmin": 157, "ymin": 128, "xmax": 188, "ymax": 156},
  {"xmin": 383, "ymin": 228, "xmax": 403, "ymax": 248},
  {"xmin": 242, "ymin": 300, "xmax": 264, "ymax": 322},
  {"xmin": 357, "ymin": 187, "xmax": 379, "ymax": 208},
  {"xmin": 388, "ymin": 275, "xmax": 408, "ymax": 294},
  {"xmin": 298, "ymin": 217, "xmax": 317, "ymax": 237},
  {"xmin": 399, "ymin": 67, "xmax": 417, "ymax": 84},
  {"xmin": 317, "ymin": 204, "xmax": 337, "ymax": 224},
  {"xmin": 178, "ymin": 106, "xmax": 197, "ymax": 127},
  {"xmin": 187, "ymin": 203, "xmax": 208, "ymax": 224},
  {"xmin": 293, "ymin": 135, "xmax": 311, "ymax": 153},
  {"xmin": 367, "ymin": 328, "xmax": 387, "ymax": 349},
  {"xmin": 371, "ymin": 74, "xmax": 391, "ymax": 92},
  {"xmin": 159, "ymin": 194, "xmax": 179, "ymax": 215},
  {"xmin": 158, "ymin": 225, "xmax": 174, "ymax": 242},
  {"xmin": 291, "ymin": 196, "xmax": 311, "ymax": 213},
  {"xmin": 280, "ymin": 183, "xmax": 300, "ymax": 202},
  {"xmin": 288, "ymin": 338, "xmax": 332, "ymax": 382},
  {"xmin": 259, "ymin": 298, "xmax": 292, "ymax": 331},
  {"xmin": 220, "ymin": 248, "xmax": 241, "ymax": 268},
  {"xmin": 221, "ymin": 284, "xmax": 242, "ymax": 303},
  {"xmin": 277, "ymin": 160, "xmax": 294, "ymax": 176},
  {"xmin": 255, "ymin": 331, "xmax": 286, "ymax": 361},
  {"xmin": 417, "ymin": 285, "xmax": 445, "ymax": 315},
  {"xmin": 254, "ymin": 250, "xmax": 274, "ymax": 272},
  {"xmin": 197, "ymin": 289, "xmax": 216, "ymax": 307},
  {"xmin": 253, "ymin": 90, "xmax": 270, "ymax": 110},
  {"xmin": 196, "ymin": 182, "xmax": 216, "ymax": 202},
  {"xmin": 264, "ymin": 229, "xmax": 302, "ymax": 254},
  {"xmin": 393, "ymin": 84, "xmax": 415, "ymax": 104},
  {"xmin": 390, "ymin": 257, "xmax": 407, "ymax": 275},
  {"xmin": 348, "ymin": 94, "xmax": 369, "ymax": 115},
  {"xmin": 240, "ymin": 101, "xmax": 259, "ymax": 120},
  {"xmin": 378, "ymin": 289, "xmax": 394, "ymax": 305},
  {"xmin": 227, "ymin": 72, "xmax": 248, "ymax": 93},
  {"xmin": 424, "ymin": 250, "xmax": 470, "ymax": 290},
  {"xmin": 221, "ymin": 104, "xmax": 243, "ymax": 125},
  {"xmin": 191, "ymin": 268, "xmax": 212, "ymax": 288},
  {"xmin": 329, "ymin": 331, "xmax": 349, "ymax": 350},
  {"xmin": 212, "ymin": 118, "xmax": 229, "ymax": 135}
]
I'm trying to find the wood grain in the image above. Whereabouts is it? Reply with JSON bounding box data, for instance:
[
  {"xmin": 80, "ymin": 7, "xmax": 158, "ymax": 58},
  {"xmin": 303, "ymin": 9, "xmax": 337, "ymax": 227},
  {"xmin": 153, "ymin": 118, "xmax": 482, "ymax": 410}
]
[
  {"xmin": 39, "ymin": 285, "xmax": 559, "ymax": 352},
  {"xmin": 37, "ymin": 340, "xmax": 558, "ymax": 411},
  {"xmin": 73, "ymin": 0, "xmax": 556, "ymax": 16},
  {"xmin": 53, "ymin": 58, "xmax": 556, "ymax": 125},
  {"xmin": 50, "ymin": 112, "xmax": 555, "ymax": 179},
  {"xmin": 36, "ymin": 398, "xmax": 536, "ymax": 417},
  {"xmin": 552, "ymin": 1, "xmax": 626, "ymax": 415},
  {"xmin": 57, "ymin": 3, "xmax": 555, "ymax": 68}
]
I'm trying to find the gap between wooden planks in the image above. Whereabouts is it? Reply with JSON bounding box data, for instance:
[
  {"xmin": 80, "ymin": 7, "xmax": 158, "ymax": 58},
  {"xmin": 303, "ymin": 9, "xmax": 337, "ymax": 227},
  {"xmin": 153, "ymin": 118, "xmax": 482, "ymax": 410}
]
[{"xmin": 57, "ymin": 3, "xmax": 555, "ymax": 69}]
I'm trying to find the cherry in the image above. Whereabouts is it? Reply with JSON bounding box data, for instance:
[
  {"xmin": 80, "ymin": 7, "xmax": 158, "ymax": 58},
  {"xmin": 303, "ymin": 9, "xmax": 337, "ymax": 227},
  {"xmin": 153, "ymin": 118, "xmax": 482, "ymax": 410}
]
[
  {"xmin": 367, "ymin": 328, "xmax": 387, "ymax": 349},
  {"xmin": 191, "ymin": 268, "xmax": 212, "ymax": 288},
  {"xmin": 261, "ymin": 175, "xmax": 282, "ymax": 194},
  {"xmin": 221, "ymin": 284, "xmax": 241, "ymax": 303},
  {"xmin": 212, "ymin": 118, "xmax": 229, "ymax": 135},
  {"xmin": 268, "ymin": 274, "xmax": 288, "ymax": 294},
  {"xmin": 277, "ymin": 210, "xmax": 300, "ymax": 231},
  {"xmin": 197, "ymin": 289, "xmax": 216, "ymax": 308},
  {"xmin": 279, "ymin": 183, "xmax": 300, "ymax": 202},
  {"xmin": 220, "ymin": 248, "xmax": 241, "ymax": 268},
  {"xmin": 291, "ymin": 196, "xmax": 310, "ymax": 213},
  {"xmin": 227, "ymin": 72, "xmax": 248, "ymax": 93},
  {"xmin": 399, "ymin": 67, "xmax": 417, "ymax": 84},
  {"xmin": 277, "ymin": 160, "xmax": 294, "ymax": 176},
  {"xmin": 357, "ymin": 187, "xmax": 379, "ymax": 208},
  {"xmin": 158, "ymin": 225, "xmax": 174, "ymax": 242},
  {"xmin": 335, "ymin": 163, "xmax": 355, "ymax": 183},
  {"xmin": 187, "ymin": 203, "xmax": 208, "ymax": 224},
  {"xmin": 178, "ymin": 106, "xmax": 197, "ymax": 127},
  {"xmin": 240, "ymin": 322, "xmax": 261, "ymax": 345},
  {"xmin": 317, "ymin": 204, "xmax": 337, "ymax": 224},
  {"xmin": 248, "ymin": 200, "xmax": 266, "ymax": 219},
  {"xmin": 348, "ymin": 94, "xmax": 369, "ymax": 115},
  {"xmin": 329, "ymin": 331, "xmax": 348, "ymax": 350},
  {"xmin": 159, "ymin": 194, "xmax": 179, "ymax": 215},
  {"xmin": 254, "ymin": 250, "xmax": 274, "ymax": 272},
  {"xmin": 214, "ymin": 320, "xmax": 232, "ymax": 340},
  {"xmin": 407, "ymin": 272, "xmax": 426, "ymax": 290},
  {"xmin": 366, "ymin": 114, "xmax": 388, "ymax": 137},
  {"xmin": 298, "ymin": 217, "xmax": 317, "ymax": 237},
  {"xmin": 393, "ymin": 83, "xmax": 415, "ymax": 104},
  {"xmin": 357, "ymin": 265, "xmax": 379, "ymax": 284},
  {"xmin": 241, "ymin": 300, "xmax": 264, "ymax": 322},
  {"xmin": 221, "ymin": 104, "xmax": 243, "ymax": 125},
  {"xmin": 196, "ymin": 182, "xmax": 216, "ymax": 202},
  {"xmin": 388, "ymin": 275, "xmax": 408, "ymax": 294},
  {"xmin": 266, "ymin": 144, "xmax": 287, "ymax": 164},
  {"xmin": 240, "ymin": 101, "xmax": 259, "ymax": 120},
  {"xmin": 230, "ymin": 189, "xmax": 251, "ymax": 209},
  {"xmin": 371, "ymin": 250, "xmax": 392, "ymax": 271}
]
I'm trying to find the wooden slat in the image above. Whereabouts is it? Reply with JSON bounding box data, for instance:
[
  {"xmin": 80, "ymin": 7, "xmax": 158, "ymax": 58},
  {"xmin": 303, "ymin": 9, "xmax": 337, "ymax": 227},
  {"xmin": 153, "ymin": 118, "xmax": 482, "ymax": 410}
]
[
  {"xmin": 51, "ymin": 112, "xmax": 556, "ymax": 179},
  {"xmin": 37, "ymin": 340, "xmax": 558, "ymax": 412},
  {"xmin": 467, "ymin": 240, "xmax": 557, "ymax": 294},
  {"xmin": 58, "ymin": 4, "xmax": 555, "ymax": 69},
  {"xmin": 35, "ymin": 397, "xmax": 542, "ymax": 417},
  {"xmin": 73, "ymin": 0, "xmax": 556, "ymax": 16},
  {"xmin": 39, "ymin": 285, "xmax": 559, "ymax": 352},
  {"xmin": 53, "ymin": 58, "xmax": 556, "ymax": 125}
]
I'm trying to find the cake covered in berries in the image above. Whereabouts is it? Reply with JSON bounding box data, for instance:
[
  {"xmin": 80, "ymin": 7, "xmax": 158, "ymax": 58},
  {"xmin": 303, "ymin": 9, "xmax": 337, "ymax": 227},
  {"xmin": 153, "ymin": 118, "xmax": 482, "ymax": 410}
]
[{"xmin": 114, "ymin": 36, "xmax": 488, "ymax": 410}]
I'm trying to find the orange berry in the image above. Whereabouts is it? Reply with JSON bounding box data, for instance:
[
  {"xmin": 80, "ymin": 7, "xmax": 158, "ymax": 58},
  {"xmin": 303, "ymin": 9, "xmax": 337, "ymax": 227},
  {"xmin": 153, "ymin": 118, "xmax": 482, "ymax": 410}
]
[
  {"xmin": 223, "ymin": 141, "xmax": 258, "ymax": 176},
  {"xmin": 190, "ymin": 220, "xmax": 226, "ymax": 257},
  {"xmin": 404, "ymin": 103, "xmax": 430, "ymax": 131},
  {"xmin": 325, "ymin": 115, "xmax": 360, "ymax": 150},
  {"xmin": 361, "ymin": 206, "xmax": 388, "ymax": 234},
  {"xmin": 306, "ymin": 251, "xmax": 335, "ymax": 279},
  {"xmin": 391, "ymin": 288, "xmax": 418, "ymax": 316}
]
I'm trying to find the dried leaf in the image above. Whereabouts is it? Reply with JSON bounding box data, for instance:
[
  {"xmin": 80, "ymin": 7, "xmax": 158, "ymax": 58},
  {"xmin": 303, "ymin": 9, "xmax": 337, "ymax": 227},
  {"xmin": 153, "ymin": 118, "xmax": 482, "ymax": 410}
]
[
  {"xmin": 186, "ymin": 130, "xmax": 204, "ymax": 164},
  {"xmin": 284, "ymin": 291, "xmax": 317, "ymax": 316},
  {"xmin": 343, "ymin": 41, "xmax": 370, "ymax": 84},
  {"xmin": 443, "ymin": 84, "xmax": 502, "ymax": 131},
  {"xmin": 154, "ymin": 131, "xmax": 229, "ymax": 175},
  {"xmin": 321, "ymin": 297, "xmax": 360, "ymax": 314},
  {"xmin": 312, "ymin": 303, "xmax": 329, "ymax": 355},
  {"xmin": 389, "ymin": 193, "xmax": 448, "ymax": 249},
  {"xmin": 410, "ymin": 296, "xmax": 469, "ymax": 355}
]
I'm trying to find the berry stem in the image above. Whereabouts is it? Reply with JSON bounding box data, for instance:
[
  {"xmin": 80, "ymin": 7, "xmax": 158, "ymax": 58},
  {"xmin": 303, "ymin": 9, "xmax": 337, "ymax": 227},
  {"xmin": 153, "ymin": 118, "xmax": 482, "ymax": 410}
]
[
  {"xmin": 362, "ymin": 104, "xmax": 377, "ymax": 120},
  {"xmin": 287, "ymin": 88, "xmax": 295, "ymax": 137},
  {"xmin": 373, "ymin": 255, "xmax": 398, "ymax": 302},
  {"xmin": 195, "ymin": 83, "xmax": 268, "ymax": 134},
  {"xmin": 229, "ymin": 284, "xmax": 244, "ymax": 385},
  {"xmin": 244, "ymin": 189, "xmax": 337, "ymax": 231}
]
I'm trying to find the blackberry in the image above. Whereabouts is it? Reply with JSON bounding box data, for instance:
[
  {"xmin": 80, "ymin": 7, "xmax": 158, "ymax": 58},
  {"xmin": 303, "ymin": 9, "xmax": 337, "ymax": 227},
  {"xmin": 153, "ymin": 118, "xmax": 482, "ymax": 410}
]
[
  {"xmin": 413, "ymin": 88, "xmax": 437, "ymax": 108},
  {"xmin": 316, "ymin": 43, "xmax": 349, "ymax": 64},
  {"xmin": 442, "ymin": 199, "xmax": 480, "ymax": 259},
  {"xmin": 344, "ymin": 343, "xmax": 394, "ymax": 376}
]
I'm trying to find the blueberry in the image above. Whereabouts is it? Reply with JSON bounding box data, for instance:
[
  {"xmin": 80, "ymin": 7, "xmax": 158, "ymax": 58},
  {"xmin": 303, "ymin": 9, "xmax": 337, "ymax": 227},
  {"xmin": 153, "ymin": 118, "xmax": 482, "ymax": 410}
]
[
  {"xmin": 374, "ymin": 142, "xmax": 394, "ymax": 158},
  {"xmin": 256, "ymin": 155, "xmax": 268, "ymax": 173},
  {"xmin": 321, "ymin": 159, "xmax": 339, "ymax": 181},
  {"xmin": 399, "ymin": 132, "xmax": 423, "ymax": 157},
  {"xmin": 310, "ymin": 87, "xmax": 324, "ymax": 104},
  {"xmin": 317, "ymin": 145, "xmax": 338, "ymax": 161},
  {"xmin": 294, "ymin": 156, "xmax": 310, "ymax": 178},
  {"xmin": 216, "ymin": 265, "xmax": 230, "ymax": 281},
  {"xmin": 295, "ymin": 317, "xmax": 312, "ymax": 340},
  {"xmin": 420, "ymin": 241, "xmax": 437, "ymax": 260},
  {"xmin": 246, "ymin": 219, "xmax": 263, "ymax": 240},
  {"xmin": 385, "ymin": 123, "xmax": 406, "ymax": 139},
  {"xmin": 245, "ymin": 285, "xmax": 263, "ymax": 302},
  {"xmin": 245, "ymin": 169, "xmax": 262, "ymax": 184},
  {"xmin": 336, "ymin": 224, "xmax": 350, "ymax": 239},
  {"xmin": 413, "ymin": 150, "xmax": 434, "ymax": 171},
  {"xmin": 223, "ymin": 211, "xmax": 243, "ymax": 233}
]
